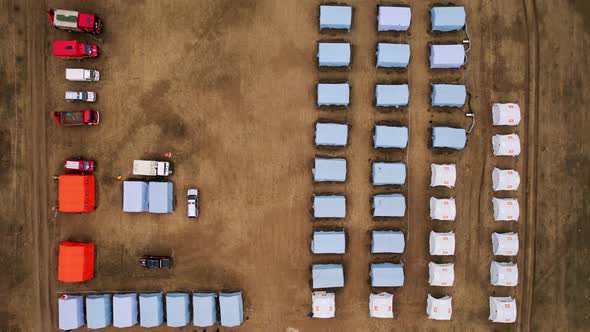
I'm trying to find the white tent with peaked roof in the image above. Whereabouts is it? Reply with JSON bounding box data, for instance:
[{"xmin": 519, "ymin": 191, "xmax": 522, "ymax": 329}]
[
  {"xmin": 369, "ymin": 292, "xmax": 394, "ymax": 319},
  {"xmin": 492, "ymin": 168, "xmax": 520, "ymax": 191},
  {"xmin": 428, "ymin": 262, "xmax": 455, "ymax": 287},
  {"xmin": 491, "ymin": 261, "xmax": 518, "ymax": 286},
  {"xmin": 492, "ymin": 103, "xmax": 521, "ymax": 126},
  {"xmin": 312, "ymin": 292, "xmax": 335, "ymax": 318},
  {"xmin": 430, "ymin": 197, "xmax": 456, "ymax": 221},
  {"xmin": 430, "ymin": 164, "xmax": 456, "ymax": 187},
  {"xmin": 426, "ymin": 295, "xmax": 452, "ymax": 320},
  {"xmin": 493, "ymin": 198, "xmax": 519, "ymax": 221},
  {"xmin": 489, "ymin": 297, "xmax": 517, "ymax": 323},
  {"xmin": 492, "ymin": 232, "xmax": 519, "ymax": 256},
  {"xmin": 492, "ymin": 134, "xmax": 521, "ymax": 156},
  {"xmin": 429, "ymin": 231, "xmax": 455, "ymax": 256}
]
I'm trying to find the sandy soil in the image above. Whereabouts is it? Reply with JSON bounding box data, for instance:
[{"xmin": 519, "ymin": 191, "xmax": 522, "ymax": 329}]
[{"xmin": 0, "ymin": 0, "xmax": 588, "ymax": 331}]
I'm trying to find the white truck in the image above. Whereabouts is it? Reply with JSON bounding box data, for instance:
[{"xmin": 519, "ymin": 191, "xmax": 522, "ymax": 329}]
[
  {"xmin": 133, "ymin": 160, "xmax": 172, "ymax": 176},
  {"xmin": 66, "ymin": 68, "xmax": 100, "ymax": 82},
  {"xmin": 65, "ymin": 91, "xmax": 96, "ymax": 102}
]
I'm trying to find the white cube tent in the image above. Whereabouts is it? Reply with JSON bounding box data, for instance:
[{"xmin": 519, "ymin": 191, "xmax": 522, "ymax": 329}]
[
  {"xmin": 318, "ymin": 42, "xmax": 351, "ymax": 67},
  {"xmin": 426, "ymin": 295, "xmax": 453, "ymax": 320},
  {"xmin": 431, "ymin": 84, "xmax": 467, "ymax": 107},
  {"xmin": 377, "ymin": 43, "xmax": 410, "ymax": 68},
  {"xmin": 430, "ymin": 197, "xmax": 456, "ymax": 221},
  {"xmin": 492, "ymin": 232, "xmax": 519, "ymax": 256},
  {"xmin": 372, "ymin": 162, "xmax": 406, "ymax": 185},
  {"xmin": 378, "ymin": 6, "xmax": 411, "ymax": 31},
  {"xmin": 311, "ymin": 231, "xmax": 346, "ymax": 254},
  {"xmin": 431, "ymin": 6, "xmax": 466, "ymax": 32},
  {"xmin": 371, "ymin": 230, "xmax": 405, "ymax": 254},
  {"xmin": 430, "ymin": 164, "xmax": 457, "ymax": 187},
  {"xmin": 374, "ymin": 125, "xmax": 408, "ymax": 149},
  {"xmin": 372, "ymin": 193, "xmax": 406, "ymax": 217},
  {"xmin": 432, "ymin": 126, "xmax": 467, "ymax": 150},
  {"xmin": 429, "ymin": 231, "xmax": 456, "ymax": 256},
  {"xmin": 428, "ymin": 262, "xmax": 455, "ymax": 287},
  {"xmin": 371, "ymin": 263, "xmax": 404, "ymax": 287},
  {"xmin": 313, "ymin": 158, "xmax": 347, "ymax": 182},
  {"xmin": 369, "ymin": 292, "xmax": 394, "ymax": 319},
  {"xmin": 317, "ymin": 83, "xmax": 350, "ymax": 107},
  {"xmin": 490, "ymin": 261, "xmax": 519, "ymax": 287},
  {"xmin": 312, "ymin": 264, "xmax": 344, "ymax": 289},
  {"xmin": 313, "ymin": 195, "xmax": 346, "ymax": 219},
  {"xmin": 315, "ymin": 122, "xmax": 348, "ymax": 147},
  {"xmin": 311, "ymin": 291, "xmax": 336, "ymax": 319},
  {"xmin": 376, "ymin": 84, "xmax": 409, "ymax": 107},
  {"xmin": 489, "ymin": 297, "xmax": 517, "ymax": 323},
  {"xmin": 319, "ymin": 5, "xmax": 352, "ymax": 30},
  {"xmin": 139, "ymin": 293, "xmax": 164, "ymax": 328},
  {"xmin": 492, "ymin": 103, "xmax": 521, "ymax": 126},
  {"xmin": 493, "ymin": 198, "xmax": 520, "ymax": 221},
  {"xmin": 59, "ymin": 295, "xmax": 85, "ymax": 331},
  {"xmin": 493, "ymin": 134, "xmax": 521, "ymax": 156},
  {"xmin": 492, "ymin": 168, "xmax": 521, "ymax": 191},
  {"xmin": 430, "ymin": 44, "xmax": 465, "ymax": 69}
]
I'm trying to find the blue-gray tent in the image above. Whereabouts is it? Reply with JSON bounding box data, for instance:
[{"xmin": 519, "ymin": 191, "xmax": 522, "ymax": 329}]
[
  {"xmin": 377, "ymin": 43, "xmax": 410, "ymax": 68},
  {"xmin": 431, "ymin": 6, "xmax": 466, "ymax": 31},
  {"xmin": 318, "ymin": 43, "xmax": 351, "ymax": 67},
  {"xmin": 139, "ymin": 293, "xmax": 163, "ymax": 328},
  {"xmin": 371, "ymin": 263, "xmax": 405, "ymax": 287},
  {"xmin": 374, "ymin": 125, "xmax": 408, "ymax": 149},
  {"xmin": 313, "ymin": 195, "xmax": 346, "ymax": 219},
  {"xmin": 319, "ymin": 5, "xmax": 352, "ymax": 30},
  {"xmin": 317, "ymin": 83, "xmax": 350, "ymax": 106},
  {"xmin": 166, "ymin": 293, "xmax": 190, "ymax": 327},
  {"xmin": 312, "ymin": 264, "xmax": 344, "ymax": 289},
  {"xmin": 312, "ymin": 231, "xmax": 346, "ymax": 254},
  {"xmin": 373, "ymin": 194, "xmax": 406, "ymax": 217},
  {"xmin": 86, "ymin": 294, "xmax": 112, "ymax": 330},
  {"xmin": 432, "ymin": 127, "xmax": 467, "ymax": 150},
  {"xmin": 148, "ymin": 182, "xmax": 173, "ymax": 213},
  {"xmin": 432, "ymin": 84, "xmax": 466, "ymax": 107},
  {"xmin": 376, "ymin": 84, "xmax": 409, "ymax": 107},
  {"xmin": 372, "ymin": 231, "xmax": 405, "ymax": 254},
  {"xmin": 315, "ymin": 122, "xmax": 348, "ymax": 147},
  {"xmin": 123, "ymin": 181, "xmax": 148, "ymax": 212},
  {"xmin": 219, "ymin": 292, "xmax": 244, "ymax": 327},
  {"xmin": 193, "ymin": 293, "xmax": 217, "ymax": 327},
  {"xmin": 313, "ymin": 158, "xmax": 347, "ymax": 182},
  {"xmin": 372, "ymin": 162, "xmax": 406, "ymax": 185}
]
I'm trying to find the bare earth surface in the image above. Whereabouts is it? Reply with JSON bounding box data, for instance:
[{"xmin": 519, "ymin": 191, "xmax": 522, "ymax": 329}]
[{"xmin": 0, "ymin": 0, "xmax": 588, "ymax": 331}]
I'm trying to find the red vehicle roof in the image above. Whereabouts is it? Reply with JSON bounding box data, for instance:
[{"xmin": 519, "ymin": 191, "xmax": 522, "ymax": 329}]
[
  {"xmin": 58, "ymin": 241, "xmax": 95, "ymax": 283},
  {"xmin": 78, "ymin": 13, "xmax": 95, "ymax": 29},
  {"xmin": 53, "ymin": 40, "xmax": 82, "ymax": 57},
  {"xmin": 58, "ymin": 174, "xmax": 95, "ymax": 212}
]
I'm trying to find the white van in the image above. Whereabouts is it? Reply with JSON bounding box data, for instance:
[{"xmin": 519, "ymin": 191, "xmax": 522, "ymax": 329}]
[
  {"xmin": 65, "ymin": 91, "xmax": 96, "ymax": 102},
  {"xmin": 66, "ymin": 68, "xmax": 100, "ymax": 82},
  {"xmin": 187, "ymin": 188, "xmax": 199, "ymax": 218}
]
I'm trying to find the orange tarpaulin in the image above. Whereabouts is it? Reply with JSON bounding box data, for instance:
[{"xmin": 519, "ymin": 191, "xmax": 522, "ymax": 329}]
[
  {"xmin": 58, "ymin": 174, "xmax": 95, "ymax": 213},
  {"xmin": 58, "ymin": 241, "xmax": 95, "ymax": 283}
]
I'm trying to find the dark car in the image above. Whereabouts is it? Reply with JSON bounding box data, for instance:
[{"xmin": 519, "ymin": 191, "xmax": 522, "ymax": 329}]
[{"xmin": 139, "ymin": 255, "xmax": 172, "ymax": 269}]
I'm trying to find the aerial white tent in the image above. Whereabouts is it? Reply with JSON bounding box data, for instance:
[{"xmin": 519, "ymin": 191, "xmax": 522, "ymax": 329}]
[
  {"xmin": 432, "ymin": 127, "xmax": 467, "ymax": 150},
  {"xmin": 375, "ymin": 84, "xmax": 409, "ymax": 107},
  {"xmin": 492, "ymin": 198, "xmax": 519, "ymax": 221},
  {"xmin": 429, "ymin": 231, "xmax": 455, "ymax": 256},
  {"xmin": 426, "ymin": 295, "xmax": 452, "ymax": 320},
  {"xmin": 492, "ymin": 168, "xmax": 520, "ymax": 191},
  {"xmin": 492, "ymin": 232, "xmax": 519, "ymax": 256},
  {"xmin": 113, "ymin": 293, "xmax": 138, "ymax": 328},
  {"xmin": 312, "ymin": 264, "xmax": 345, "ymax": 289},
  {"xmin": 430, "ymin": 164, "xmax": 456, "ymax": 187},
  {"xmin": 219, "ymin": 292, "xmax": 244, "ymax": 327},
  {"xmin": 372, "ymin": 162, "xmax": 406, "ymax": 185},
  {"xmin": 492, "ymin": 103, "xmax": 521, "ymax": 126},
  {"xmin": 193, "ymin": 293, "xmax": 217, "ymax": 327},
  {"xmin": 123, "ymin": 181, "xmax": 148, "ymax": 212},
  {"xmin": 313, "ymin": 195, "xmax": 346, "ymax": 219},
  {"xmin": 319, "ymin": 5, "xmax": 352, "ymax": 30},
  {"xmin": 148, "ymin": 181, "xmax": 174, "ymax": 214},
  {"xmin": 370, "ymin": 263, "xmax": 404, "ymax": 287},
  {"xmin": 311, "ymin": 292, "xmax": 336, "ymax": 318},
  {"xmin": 311, "ymin": 231, "xmax": 346, "ymax": 254},
  {"xmin": 489, "ymin": 297, "xmax": 517, "ymax": 323},
  {"xmin": 491, "ymin": 261, "xmax": 518, "ymax": 286},
  {"xmin": 166, "ymin": 293, "xmax": 191, "ymax": 327},
  {"xmin": 431, "ymin": 6, "xmax": 466, "ymax": 31},
  {"xmin": 428, "ymin": 262, "xmax": 455, "ymax": 287},
  {"xmin": 378, "ymin": 6, "xmax": 411, "ymax": 31},
  {"xmin": 372, "ymin": 193, "xmax": 406, "ymax": 217},
  {"xmin": 313, "ymin": 158, "xmax": 347, "ymax": 182},
  {"xmin": 430, "ymin": 197, "xmax": 456, "ymax": 221},
  {"xmin": 86, "ymin": 294, "xmax": 112, "ymax": 330},
  {"xmin": 139, "ymin": 293, "xmax": 164, "ymax": 328},
  {"xmin": 492, "ymin": 134, "xmax": 521, "ymax": 156},
  {"xmin": 315, "ymin": 122, "xmax": 348, "ymax": 147},
  {"xmin": 318, "ymin": 43, "xmax": 351, "ymax": 67},
  {"xmin": 317, "ymin": 83, "xmax": 350, "ymax": 106},
  {"xmin": 59, "ymin": 295, "xmax": 85, "ymax": 331},
  {"xmin": 377, "ymin": 43, "xmax": 410, "ymax": 68},
  {"xmin": 374, "ymin": 125, "xmax": 408, "ymax": 149},
  {"xmin": 430, "ymin": 44, "xmax": 465, "ymax": 69},
  {"xmin": 369, "ymin": 292, "xmax": 394, "ymax": 319},
  {"xmin": 371, "ymin": 230, "xmax": 405, "ymax": 254},
  {"xmin": 431, "ymin": 84, "xmax": 467, "ymax": 107}
]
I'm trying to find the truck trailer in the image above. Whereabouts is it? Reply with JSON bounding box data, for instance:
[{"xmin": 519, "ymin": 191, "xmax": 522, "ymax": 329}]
[
  {"xmin": 47, "ymin": 9, "xmax": 103, "ymax": 34},
  {"xmin": 133, "ymin": 160, "xmax": 172, "ymax": 176},
  {"xmin": 66, "ymin": 68, "xmax": 100, "ymax": 82}
]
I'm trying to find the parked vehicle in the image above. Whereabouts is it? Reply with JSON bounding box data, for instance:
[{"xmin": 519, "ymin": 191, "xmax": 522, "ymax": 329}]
[
  {"xmin": 66, "ymin": 68, "xmax": 100, "ymax": 82},
  {"xmin": 133, "ymin": 160, "xmax": 172, "ymax": 176},
  {"xmin": 64, "ymin": 159, "xmax": 95, "ymax": 172},
  {"xmin": 187, "ymin": 188, "xmax": 199, "ymax": 218},
  {"xmin": 53, "ymin": 110, "xmax": 100, "ymax": 126},
  {"xmin": 65, "ymin": 91, "xmax": 96, "ymax": 102},
  {"xmin": 47, "ymin": 9, "xmax": 103, "ymax": 34},
  {"xmin": 53, "ymin": 40, "xmax": 98, "ymax": 59},
  {"xmin": 140, "ymin": 256, "xmax": 172, "ymax": 269}
]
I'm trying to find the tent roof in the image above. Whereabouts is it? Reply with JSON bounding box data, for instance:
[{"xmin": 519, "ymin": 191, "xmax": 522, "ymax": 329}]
[
  {"xmin": 59, "ymin": 295, "xmax": 85, "ymax": 330},
  {"xmin": 319, "ymin": 5, "xmax": 352, "ymax": 30},
  {"xmin": 492, "ymin": 198, "xmax": 519, "ymax": 221},
  {"xmin": 377, "ymin": 43, "xmax": 410, "ymax": 68},
  {"xmin": 313, "ymin": 195, "xmax": 346, "ymax": 219},
  {"xmin": 489, "ymin": 297, "xmax": 517, "ymax": 323},
  {"xmin": 427, "ymin": 295, "xmax": 452, "ymax": 320},
  {"xmin": 371, "ymin": 263, "xmax": 404, "ymax": 287},
  {"xmin": 430, "ymin": 197, "xmax": 456, "ymax": 221},
  {"xmin": 430, "ymin": 44, "xmax": 465, "ymax": 69},
  {"xmin": 123, "ymin": 181, "xmax": 148, "ymax": 212},
  {"xmin": 371, "ymin": 230, "xmax": 405, "ymax": 254},
  {"xmin": 431, "ymin": 6, "xmax": 466, "ymax": 31},
  {"xmin": 372, "ymin": 194, "xmax": 406, "ymax": 217},
  {"xmin": 372, "ymin": 162, "xmax": 406, "ymax": 185},
  {"xmin": 139, "ymin": 293, "xmax": 163, "ymax": 328},
  {"xmin": 492, "ymin": 232, "xmax": 519, "ymax": 256},
  {"xmin": 314, "ymin": 158, "xmax": 347, "ymax": 182},
  {"xmin": 315, "ymin": 122, "xmax": 348, "ymax": 146},
  {"xmin": 86, "ymin": 294, "xmax": 112, "ymax": 329},
  {"xmin": 492, "ymin": 134, "xmax": 521, "ymax": 156},
  {"xmin": 378, "ymin": 6, "xmax": 411, "ymax": 31},
  {"xmin": 58, "ymin": 241, "xmax": 94, "ymax": 283},
  {"xmin": 430, "ymin": 164, "xmax": 456, "ymax": 187},
  {"xmin": 58, "ymin": 174, "xmax": 95, "ymax": 212},
  {"xmin": 431, "ymin": 84, "xmax": 466, "ymax": 107},
  {"xmin": 312, "ymin": 264, "xmax": 344, "ymax": 289},
  {"xmin": 432, "ymin": 126, "xmax": 467, "ymax": 150},
  {"xmin": 113, "ymin": 293, "xmax": 138, "ymax": 328},
  {"xmin": 317, "ymin": 83, "xmax": 350, "ymax": 106},
  {"xmin": 312, "ymin": 231, "xmax": 346, "ymax": 254},
  {"xmin": 492, "ymin": 103, "xmax": 521, "ymax": 126},
  {"xmin": 312, "ymin": 292, "xmax": 336, "ymax": 318},
  {"xmin": 193, "ymin": 293, "xmax": 217, "ymax": 327},
  {"xmin": 318, "ymin": 43, "xmax": 351, "ymax": 67},
  {"xmin": 428, "ymin": 262, "xmax": 455, "ymax": 286},
  {"xmin": 148, "ymin": 182, "xmax": 174, "ymax": 213},
  {"xmin": 376, "ymin": 84, "xmax": 409, "ymax": 107},
  {"xmin": 219, "ymin": 292, "xmax": 244, "ymax": 327},
  {"xmin": 374, "ymin": 125, "xmax": 408, "ymax": 149},
  {"xmin": 492, "ymin": 168, "xmax": 520, "ymax": 191},
  {"xmin": 166, "ymin": 293, "xmax": 190, "ymax": 327},
  {"xmin": 491, "ymin": 262, "xmax": 518, "ymax": 286},
  {"xmin": 369, "ymin": 292, "xmax": 394, "ymax": 318},
  {"xmin": 429, "ymin": 231, "xmax": 455, "ymax": 256}
]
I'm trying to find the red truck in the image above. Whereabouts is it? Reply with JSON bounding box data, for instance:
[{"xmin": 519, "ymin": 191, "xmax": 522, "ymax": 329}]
[
  {"xmin": 53, "ymin": 110, "xmax": 100, "ymax": 126},
  {"xmin": 47, "ymin": 9, "xmax": 103, "ymax": 34},
  {"xmin": 53, "ymin": 40, "xmax": 98, "ymax": 59}
]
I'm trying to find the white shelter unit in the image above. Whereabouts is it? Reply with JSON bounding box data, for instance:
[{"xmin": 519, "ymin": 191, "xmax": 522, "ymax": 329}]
[
  {"xmin": 489, "ymin": 297, "xmax": 517, "ymax": 323},
  {"xmin": 492, "ymin": 134, "xmax": 521, "ymax": 156},
  {"xmin": 372, "ymin": 194, "xmax": 406, "ymax": 217},
  {"xmin": 313, "ymin": 195, "xmax": 346, "ymax": 219},
  {"xmin": 319, "ymin": 5, "xmax": 352, "ymax": 30},
  {"xmin": 193, "ymin": 293, "xmax": 217, "ymax": 327},
  {"xmin": 312, "ymin": 231, "xmax": 346, "ymax": 254},
  {"xmin": 492, "ymin": 232, "xmax": 519, "ymax": 256},
  {"xmin": 318, "ymin": 43, "xmax": 351, "ymax": 67},
  {"xmin": 371, "ymin": 263, "xmax": 404, "ymax": 287},
  {"xmin": 491, "ymin": 261, "xmax": 519, "ymax": 286},
  {"xmin": 429, "ymin": 231, "xmax": 455, "ymax": 256},
  {"xmin": 317, "ymin": 83, "xmax": 350, "ymax": 106},
  {"xmin": 166, "ymin": 293, "xmax": 191, "ymax": 327},
  {"xmin": 430, "ymin": 197, "xmax": 456, "ymax": 221},
  {"xmin": 86, "ymin": 294, "xmax": 112, "ymax": 330},
  {"xmin": 432, "ymin": 127, "xmax": 467, "ymax": 150},
  {"xmin": 139, "ymin": 293, "xmax": 164, "ymax": 328},
  {"xmin": 492, "ymin": 103, "xmax": 521, "ymax": 126},
  {"xmin": 123, "ymin": 181, "xmax": 148, "ymax": 212},
  {"xmin": 113, "ymin": 293, "xmax": 138, "ymax": 328},
  {"xmin": 148, "ymin": 181, "xmax": 174, "ymax": 214},
  {"xmin": 375, "ymin": 84, "xmax": 409, "ymax": 107},
  {"xmin": 378, "ymin": 6, "xmax": 411, "ymax": 31},
  {"xmin": 492, "ymin": 198, "xmax": 519, "ymax": 221},
  {"xmin": 372, "ymin": 162, "xmax": 406, "ymax": 185},
  {"xmin": 431, "ymin": 6, "xmax": 466, "ymax": 31},
  {"xmin": 374, "ymin": 125, "xmax": 409, "ymax": 149},
  {"xmin": 315, "ymin": 122, "xmax": 348, "ymax": 147},
  {"xmin": 429, "ymin": 262, "xmax": 455, "ymax": 287},
  {"xmin": 219, "ymin": 292, "xmax": 244, "ymax": 327},
  {"xmin": 312, "ymin": 264, "xmax": 345, "ymax": 289},
  {"xmin": 313, "ymin": 158, "xmax": 347, "ymax": 182},
  {"xmin": 371, "ymin": 230, "xmax": 405, "ymax": 254},
  {"xmin": 311, "ymin": 292, "xmax": 336, "ymax": 319},
  {"xmin": 430, "ymin": 44, "xmax": 465, "ymax": 69},
  {"xmin": 492, "ymin": 168, "xmax": 520, "ymax": 191},
  {"xmin": 369, "ymin": 292, "xmax": 394, "ymax": 319},
  {"xmin": 431, "ymin": 84, "xmax": 467, "ymax": 107},
  {"xmin": 430, "ymin": 164, "xmax": 456, "ymax": 187},
  {"xmin": 59, "ymin": 295, "xmax": 84, "ymax": 331},
  {"xmin": 426, "ymin": 295, "xmax": 452, "ymax": 320},
  {"xmin": 377, "ymin": 43, "xmax": 410, "ymax": 68}
]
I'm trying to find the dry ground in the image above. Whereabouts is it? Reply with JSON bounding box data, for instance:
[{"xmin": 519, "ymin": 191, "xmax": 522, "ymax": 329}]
[{"xmin": 0, "ymin": 0, "xmax": 588, "ymax": 331}]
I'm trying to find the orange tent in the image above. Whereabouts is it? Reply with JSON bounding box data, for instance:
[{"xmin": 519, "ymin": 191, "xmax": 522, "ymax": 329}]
[
  {"xmin": 58, "ymin": 174, "xmax": 95, "ymax": 213},
  {"xmin": 58, "ymin": 241, "xmax": 95, "ymax": 282}
]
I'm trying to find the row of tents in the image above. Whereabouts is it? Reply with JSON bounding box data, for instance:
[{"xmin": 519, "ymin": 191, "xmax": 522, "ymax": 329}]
[
  {"xmin": 312, "ymin": 159, "xmax": 407, "ymax": 185},
  {"xmin": 58, "ymin": 292, "xmax": 244, "ymax": 330},
  {"xmin": 312, "ymin": 194, "xmax": 407, "ymax": 218},
  {"xmin": 311, "ymin": 230, "xmax": 405, "ymax": 254},
  {"xmin": 315, "ymin": 122, "xmax": 409, "ymax": 149},
  {"xmin": 123, "ymin": 181, "xmax": 174, "ymax": 213}
]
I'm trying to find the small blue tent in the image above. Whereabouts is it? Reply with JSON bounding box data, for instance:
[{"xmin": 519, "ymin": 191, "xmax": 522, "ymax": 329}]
[
  {"xmin": 371, "ymin": 263, "xmax": 405, "ymax": 287},
  {"xmin": 431, "ymin": 84, "xmax": 466, "ymax": 107},
  {"xmin": 312, "ymin": 231, "xmax": 346, "ymax": 254},
  {"xmin": 219, "ymin": 292, "xmax": 244, "ymax": 327},
  {"xmin": 166, "ymin": 293, "xmax": 190, "ymax": 327},
  {"xmin": 373, "ymin": 194, "xmax": 406, "ymax": 217},
  {"xmin": 377, "ymin": 43, "xmax": 410, "ymax": 68},
  {"xmin": 86, "ymin": 294, "xmax": 112, "ymax": 330},
  {"xmin": 432, "ymin": 127, "xmax": 467, "ymax": 150},
  {"xmin": 193, "ymin": 293, "xmax": 217, "ymax": 327},
  {"xmin": 371, "ymin": 231, "xmax": 405, "ymax": 253},
  {"xmin": 139, "ymin": 293, "xmax": 163, "ymax": 328},
  {"xmin": 431, "ymin": 7, "xmax": 466, "ymax": 31},
  {"xmin": 312, "ymin": 264, "xmax": 344, "ymax": 289},
  {"xmin": 317, "ymin": 83, "xmax": 350, "ymax": 106},
  {"xmin": 374, "ymin": 125, "xmax": 408, "ymax": 149},
  {"xmin": 376, "ymin": 84, "xmax": 409, "ymax": 107},
  {"xmin": 320, "ymin": 5, "xmax": 352, "ymax": 30}
]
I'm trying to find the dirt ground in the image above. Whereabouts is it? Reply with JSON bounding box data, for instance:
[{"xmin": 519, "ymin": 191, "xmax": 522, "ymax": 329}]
[{"xmin": 0, "ymin": 0, "xmax": 589, "ymax": 331}]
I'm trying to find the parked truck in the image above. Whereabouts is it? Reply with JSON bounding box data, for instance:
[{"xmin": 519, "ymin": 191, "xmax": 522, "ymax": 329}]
[
  {"xmin": 133, "ymin": 160, "xmax": 172, "ymax": 176},
  {"xmin": 47, "ymin": 9, "xmax": 103, "ymax": 34},
  {"xmin": 66, "ymin": 68, "xmax": 100, "ymax": 82},
  {"xmin": 53, "ymin": 110, "xmax": 100, "ymax": 126},
  {"xmin": 53, "ymin": 40, "xmax": 98, "ymax": 59},
  {"xmin": 65, "ymin": 91, "xmax": 96, "ymax": 102}
]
